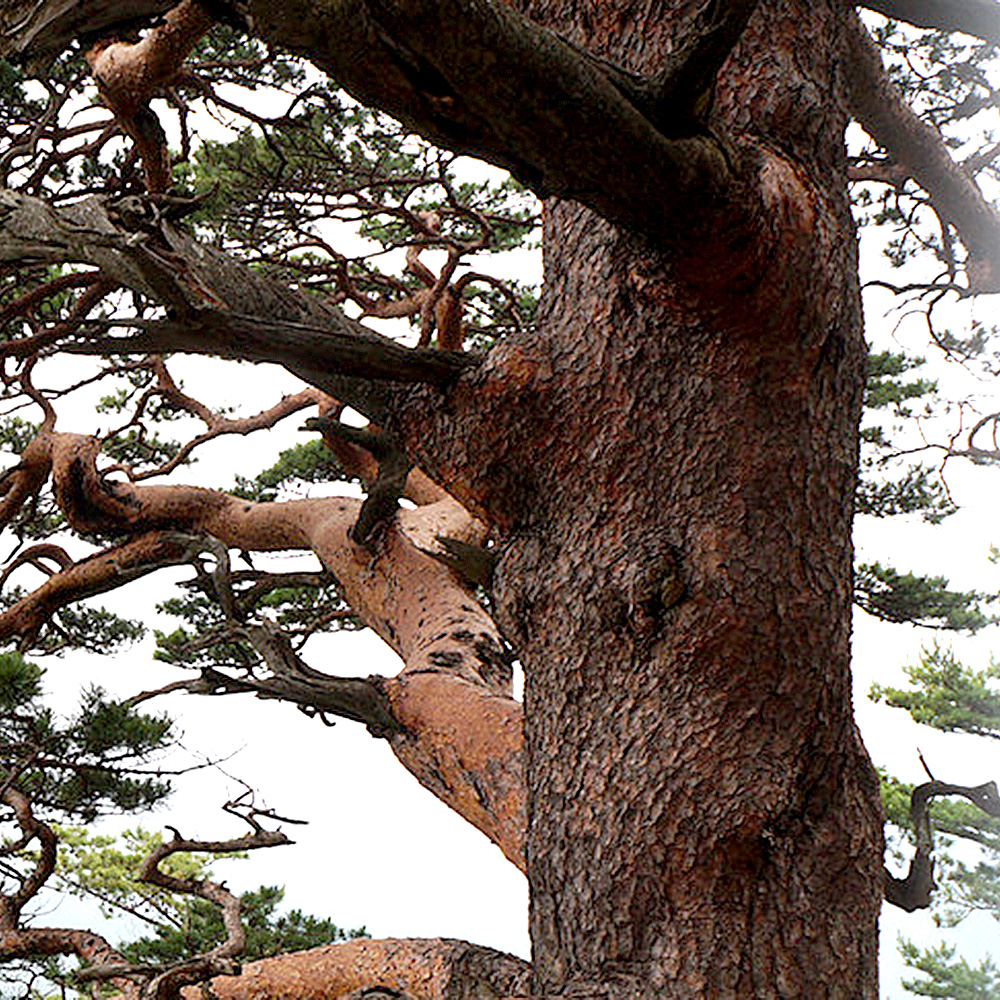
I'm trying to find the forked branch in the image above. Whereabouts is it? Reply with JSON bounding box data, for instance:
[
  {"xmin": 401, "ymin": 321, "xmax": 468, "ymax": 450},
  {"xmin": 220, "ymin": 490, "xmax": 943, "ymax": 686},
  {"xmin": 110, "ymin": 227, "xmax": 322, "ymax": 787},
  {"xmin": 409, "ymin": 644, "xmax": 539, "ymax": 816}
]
[
  {"xmin": 0, "ymin": 787, "xmax": 140, "ymax": 999},
  {"xmin": 0, "ymin": 429, "xmax": 526, "ymax": 866},
  {"xmin": 84, "ymin": 0, "xmax": 216, "ymax": 192}
]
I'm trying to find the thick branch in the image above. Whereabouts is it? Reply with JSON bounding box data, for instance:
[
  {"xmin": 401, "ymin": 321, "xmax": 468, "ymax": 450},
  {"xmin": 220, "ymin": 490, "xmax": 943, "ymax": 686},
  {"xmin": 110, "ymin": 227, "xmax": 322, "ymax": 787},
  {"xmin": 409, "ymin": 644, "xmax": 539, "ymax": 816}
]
[
  {"xmin": 0, "ymin": 433, "xmax": 526, "ymax": 864},
  {"xmin": 178, "ymin": 938, "xmax": 529, "ymax": 1000},
  {"xmin": 73, "ymin": 313, "xmax": 477, "ymax": 388},
  {"xmin": 0, "ymin": 190, "xmax": 479, "ymax": 416},
  {"xmin": 85, "ymin": 0, "xmax": 216, "ymax": 192},
  {"xmin": 246, "ymin": 0, "xmax": 757, "ymax": 249},
  {"xmin": 649, "ymin": 0, "xmax": 761, "ymax": 128},
  {"xmin": 1, "ymin": 0, "xmax": 765, "ymax": 249},
  {"xmin": 860, "ymin": 0, "xmax": 1000, "ymax": 43},
  {"xmin": 845, "ymin": 13, "xmax": 1000, "ymax": 292}
]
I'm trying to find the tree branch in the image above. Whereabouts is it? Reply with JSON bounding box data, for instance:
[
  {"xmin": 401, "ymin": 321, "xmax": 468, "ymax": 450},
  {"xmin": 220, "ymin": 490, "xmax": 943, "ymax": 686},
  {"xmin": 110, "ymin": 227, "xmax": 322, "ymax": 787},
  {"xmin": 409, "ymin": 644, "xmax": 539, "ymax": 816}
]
[
  {"xmin": 178, "ymin": 937, "xmax": 529, "ymax": 1000},
  {"xmin": 0, "ymin": 788, "xmax": 140, "ymax": 998},
  {"xmin": 71, "ymin": 313, "xmax": 477, "ymax": 389},
  {"xmin": 859, "ymin": 0, "xmax": 1000, "ymax": 44},
  {"xmin": 0, "ymin": 432, "xmax": 526, "ymax": 863},
  {"xmin": 844, "ymin": 13, "xmax": 1000, "ymax": 292},
  {"xmin": 85, "ymin": 0, "xmax": 216, "ymax": 192},
  {"xmin": 246, "ymin": 0, "xmax": 757, "ymax": 249},
  {"xmin": 126, "ymin": 800, "xmax": 290, "ymax": 1000},
  {"xmin": 0, "ymin": 190, "xmax": 479, "ymax": 417},
  {"xmin": 648, "ymin": 0, "xmax": 761, "ymax": 129},
  {"xmin": 884, "ymin": 778, "xmax": 1000, "ymax": 911},
  {"xmin": 0, "ymin": 0, "xmax": 177, "ymax": 71},
  {"xmin": 303, "ymin": 417, "xmax": 412, "ymax": 546},
  {"xmin": 0, "ymin": 531, "xmax": 207, "ymax": 648}
]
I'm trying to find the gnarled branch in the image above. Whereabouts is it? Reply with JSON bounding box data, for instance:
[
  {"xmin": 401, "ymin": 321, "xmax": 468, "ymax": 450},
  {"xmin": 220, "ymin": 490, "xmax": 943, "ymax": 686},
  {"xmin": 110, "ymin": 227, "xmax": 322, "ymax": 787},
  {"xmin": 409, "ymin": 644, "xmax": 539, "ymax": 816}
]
[
  {"xmin": 884, "ymin": 777, "xmax": 1000, "ymax": 911},
  {"xmin": 844, "ymin": 12, "xmax": 1000, "ymax": 292},
  {"xmin": 0, "ymin": 190, "xmax": 479, "ymax": 418},
  {"xmin": 246, "ymin": 0, "xmax": 759, "ymax": 251}
]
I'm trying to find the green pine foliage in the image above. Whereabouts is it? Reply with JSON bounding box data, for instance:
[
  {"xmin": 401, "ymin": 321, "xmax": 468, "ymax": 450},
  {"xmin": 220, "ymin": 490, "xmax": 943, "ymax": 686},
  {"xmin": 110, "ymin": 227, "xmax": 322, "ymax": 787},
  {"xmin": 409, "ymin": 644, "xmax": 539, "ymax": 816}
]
[
  {"xmin": 852, "ymin": 348, "xmax": 992, "ymax": 637},
  {"xmin": 233, "ymin": 439, "xmax": 354, "ymax": 502},
  {"xmin": 0, "ymin": 651, "xmax": 173, "ymax": 821},
  {"xmin": 855, "ymin": 565, "xmax": 995, "ymax": 632},
  {"xmin": 120, "ymin": 884, "xmax": 365, "ymax": 965},
  {"xmin": 899, "ymin": 942, "xmax": 1000, "ymax": 1000},
  {"xmin": 872, "ymin": 645, "xmax": 1000, "ymax": 738}
]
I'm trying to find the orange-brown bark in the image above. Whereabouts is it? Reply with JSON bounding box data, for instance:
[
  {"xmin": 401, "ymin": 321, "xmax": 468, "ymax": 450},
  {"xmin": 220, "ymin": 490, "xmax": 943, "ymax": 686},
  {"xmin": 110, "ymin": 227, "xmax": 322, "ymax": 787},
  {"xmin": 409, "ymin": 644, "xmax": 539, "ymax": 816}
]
[
  {"xmin": 85, "ymin": 0, "xmax": 215, "ymax": 192},
  {"xmin": 0, "ymin": 429, "xmax": 525, "ymax": 865},
  {"xmin": 0, "ymin": 789, "xmax": 140, "ymax": 999},
  {"xmin": 179, "ymin": 938, "xmax": 529, "ymax": 1000},
  {"xmin": 0, "ymin": 531, "xmax": 199, "ymax": 646}
]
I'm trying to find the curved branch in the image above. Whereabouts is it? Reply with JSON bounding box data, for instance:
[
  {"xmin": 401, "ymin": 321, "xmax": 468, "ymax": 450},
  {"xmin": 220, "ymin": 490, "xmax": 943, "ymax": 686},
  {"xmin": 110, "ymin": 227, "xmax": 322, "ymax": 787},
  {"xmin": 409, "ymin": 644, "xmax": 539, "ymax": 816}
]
[
  {"xmin": 0, "ymin": 433, "xmax": 526, "ymax": 865},
  {"xmin": 0, "ymin": 788, "xmax": 140, "ymax": 998},
  {"xmin": 0, "ymin": 788, "xmax": 57, "ymax": 923},
  {"xmin": 127, "ymin": 808, "xmax": 290, "ymax": 1000},
  {"xmin": 246, "ymin": 0, "xmax": 758, "ymax": 250},
  {"xmin": 180, "ymin": 938, "xmax": 530, "ymax": 1000},
  {"xmin": 84, "ymin": 0, "xmax": 216, "ymax": 192},
  {"xmin": 128, "ymin": 370, "xmax": 332, "ymax": 480},
  {"xmin": 884, "ymin": 778, "xmax": 1000, "ymax": 911},
  {"xmin": 0, "ymin": 542, "xmax": 74, "ymax": 588},
  {"xmin": 859, "ymin": 0, "xmax": 1000, "ymax": 44},
  {"xmin": 0, "ymin": 531, "xmax": 205, "ymax": 647},
  {"xmin": 844, "ymin": 13, "xmax": 1000, "ymax": 292}
]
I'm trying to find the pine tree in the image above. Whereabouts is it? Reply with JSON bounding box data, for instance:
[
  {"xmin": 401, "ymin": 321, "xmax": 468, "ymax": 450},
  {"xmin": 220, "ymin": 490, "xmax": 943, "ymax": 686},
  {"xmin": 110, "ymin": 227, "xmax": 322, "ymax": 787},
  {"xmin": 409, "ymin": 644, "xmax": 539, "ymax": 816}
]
[{"xmin": 0, "ymin": 0, "xmax": 999, "ymax": 996}]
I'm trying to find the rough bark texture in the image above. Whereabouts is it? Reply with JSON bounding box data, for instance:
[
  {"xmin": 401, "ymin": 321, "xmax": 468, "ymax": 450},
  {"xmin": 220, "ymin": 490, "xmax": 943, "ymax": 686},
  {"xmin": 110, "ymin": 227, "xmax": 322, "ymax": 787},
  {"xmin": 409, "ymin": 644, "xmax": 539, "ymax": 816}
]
[
  {"xmin": 181, "ymin": 939, "xmax": 530, "ymax": 1000},
  {"xmin": 384, "ymin": 0, "xmax": 886, "ymax": 995}
]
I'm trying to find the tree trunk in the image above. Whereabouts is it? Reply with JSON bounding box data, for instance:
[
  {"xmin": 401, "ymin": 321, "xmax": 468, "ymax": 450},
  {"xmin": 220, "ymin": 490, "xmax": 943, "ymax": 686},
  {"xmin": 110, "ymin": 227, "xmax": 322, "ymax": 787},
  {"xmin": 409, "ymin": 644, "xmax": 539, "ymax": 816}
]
[
  {"xmin": 395, "ymin": 0, "xmax": 886, "ymax": 995},
  {"xmin": 509, "ymin": 199, "xmax": 883, "ymax": 996}
]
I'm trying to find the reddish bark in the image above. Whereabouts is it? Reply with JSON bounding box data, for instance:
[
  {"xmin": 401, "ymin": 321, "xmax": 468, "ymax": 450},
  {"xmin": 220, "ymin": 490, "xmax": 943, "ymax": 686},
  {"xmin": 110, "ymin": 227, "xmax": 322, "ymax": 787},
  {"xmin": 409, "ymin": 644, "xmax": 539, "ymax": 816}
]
[
  {"xmin": 84, "ymin": 0, "xmax": 214, "ymax": 192},
  {"xmin": 379, "ymin": 1, "xmax": 885, "ymax": 994},
  {"xmin": 180, "ymin": 938, "xmax": 529, "ymax": 1000},
  {"xmin": 0, "ymin": 429, "xmax": 525, "ymax": 867}
]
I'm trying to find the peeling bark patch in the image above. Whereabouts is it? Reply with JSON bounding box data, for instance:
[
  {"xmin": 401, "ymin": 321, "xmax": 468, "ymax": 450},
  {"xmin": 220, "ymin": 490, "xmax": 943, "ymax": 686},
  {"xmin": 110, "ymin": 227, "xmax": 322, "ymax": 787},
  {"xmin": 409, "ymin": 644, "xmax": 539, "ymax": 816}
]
[
  {"xmin": 428, "ymin": 649, "xmax": 465, "ymax": 670},
  {"xmin": 474, "ymin": 634, "xmax": 514, "ymax": 688}
]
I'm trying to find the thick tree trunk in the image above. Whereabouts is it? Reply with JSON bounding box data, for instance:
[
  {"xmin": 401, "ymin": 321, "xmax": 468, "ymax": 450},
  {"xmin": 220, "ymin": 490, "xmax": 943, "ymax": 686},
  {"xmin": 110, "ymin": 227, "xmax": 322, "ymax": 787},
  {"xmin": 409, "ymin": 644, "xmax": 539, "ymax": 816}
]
[
  {"xmin": 395, "ymin": 0, "xmax": 885, "ymax": 995},
  {"xmin": 505, "ymin": 200, "xmax": 883, "ymax": 996}
]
